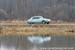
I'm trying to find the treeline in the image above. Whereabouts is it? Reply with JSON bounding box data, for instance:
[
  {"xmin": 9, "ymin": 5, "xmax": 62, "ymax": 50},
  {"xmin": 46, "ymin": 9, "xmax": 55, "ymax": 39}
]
[{"xmin": 0, "ymin": 0, "xmax": 75, "ymax": 21}]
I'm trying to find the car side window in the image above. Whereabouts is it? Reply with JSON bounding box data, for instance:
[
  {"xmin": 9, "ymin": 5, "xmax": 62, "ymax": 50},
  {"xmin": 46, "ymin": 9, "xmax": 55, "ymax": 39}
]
[{"xmin": 32, "ymin": 17, "xmax": 40, "ymax": 19}]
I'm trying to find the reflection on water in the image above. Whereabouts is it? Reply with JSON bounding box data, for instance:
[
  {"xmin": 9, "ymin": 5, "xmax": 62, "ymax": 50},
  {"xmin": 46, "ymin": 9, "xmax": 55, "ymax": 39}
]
[
  {"xmin": 27, "ymin": 36, "xmax": 51, "ymax": 44},
  {"xmin": 27, "ymin": 36, "xmax": 51, "ymax": 50},
  {"xmin": 0, "ymin": 35, "xmax": 75, "ymax": 50},
  {"xmin": 0, "ymin": 45, "xmax": 16, "ymax": 50}
]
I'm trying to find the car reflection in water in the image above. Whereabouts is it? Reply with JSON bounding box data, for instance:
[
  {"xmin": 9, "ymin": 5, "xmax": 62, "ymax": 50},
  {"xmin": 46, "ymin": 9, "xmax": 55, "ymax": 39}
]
[
  {"xmin": 27, "ymin": 36, "xmax": 51, "ymax": 50},
  {"xmin": 27, "ymin": 36, "xmax": 51, "ymax": 44}
]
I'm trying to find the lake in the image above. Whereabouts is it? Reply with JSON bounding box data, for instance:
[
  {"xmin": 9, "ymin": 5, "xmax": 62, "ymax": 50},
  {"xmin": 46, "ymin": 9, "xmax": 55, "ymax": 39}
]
[{"xmin": 0, "ymin": 35, "xmax": 75, "ymax": 50}]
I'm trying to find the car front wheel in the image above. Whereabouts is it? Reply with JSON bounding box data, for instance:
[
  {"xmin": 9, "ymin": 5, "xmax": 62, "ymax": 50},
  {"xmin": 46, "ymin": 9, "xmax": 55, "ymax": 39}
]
[{"xmin": 47, "ymin": 22, "xmax": 49, "ymax": 24}]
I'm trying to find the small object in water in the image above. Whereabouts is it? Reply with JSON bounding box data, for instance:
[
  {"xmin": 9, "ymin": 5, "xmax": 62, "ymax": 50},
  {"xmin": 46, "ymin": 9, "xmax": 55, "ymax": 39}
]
[{"xmin": 27, "ymin": 36, "xmax": 51, "ymax": 44}]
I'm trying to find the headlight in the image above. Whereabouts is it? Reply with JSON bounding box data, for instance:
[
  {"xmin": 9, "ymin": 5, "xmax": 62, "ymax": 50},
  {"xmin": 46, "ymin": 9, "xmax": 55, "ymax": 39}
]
[{"xmin": 48, "ymin": 19, "xmax": 51, "ymax": 21}]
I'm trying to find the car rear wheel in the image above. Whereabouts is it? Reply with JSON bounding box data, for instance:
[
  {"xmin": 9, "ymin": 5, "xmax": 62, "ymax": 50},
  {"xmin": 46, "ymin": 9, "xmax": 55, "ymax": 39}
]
[
  {"xmin": 42, "ymin": 21, "xmax": 47, "ymax": 24},
  {"xmin": 28, "ymin": 22, "xmax": 33, "ymax": 24}
]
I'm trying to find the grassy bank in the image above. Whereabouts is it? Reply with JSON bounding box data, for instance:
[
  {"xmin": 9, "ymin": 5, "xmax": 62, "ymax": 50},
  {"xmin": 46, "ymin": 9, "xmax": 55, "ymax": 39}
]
[{"xmin": 0, "ymin": 24, "xmax": 75, "ymax": 36}]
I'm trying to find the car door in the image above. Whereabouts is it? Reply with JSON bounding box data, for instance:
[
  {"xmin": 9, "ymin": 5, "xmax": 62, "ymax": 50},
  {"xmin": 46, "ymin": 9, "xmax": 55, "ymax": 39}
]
[{"xmin": 32, "ymin": 17, "xmax": 42, "ymax": 23}]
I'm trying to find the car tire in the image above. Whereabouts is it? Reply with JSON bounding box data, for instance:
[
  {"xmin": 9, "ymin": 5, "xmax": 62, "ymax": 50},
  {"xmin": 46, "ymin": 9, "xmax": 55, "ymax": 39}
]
[
  {"xmin": 47, "ymin": 22, "xmax": 49, "ymax": 24},
  {"xmin": 42, "ymin": 20, "xmax": 46, "ymax": 24},
  {"xmin": 28, "ymin": 22, "xmax": 32, "ymax": 24},
  {"xmin": 30, "ymin": 23, "xmax": 34, "ymax": 24}
]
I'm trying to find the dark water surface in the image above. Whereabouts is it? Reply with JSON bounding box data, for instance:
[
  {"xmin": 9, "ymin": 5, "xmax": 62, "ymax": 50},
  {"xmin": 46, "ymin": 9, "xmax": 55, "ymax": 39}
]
[{"xmin": 0, "ymin": 35, "xmax": 75, "ymax": 50}]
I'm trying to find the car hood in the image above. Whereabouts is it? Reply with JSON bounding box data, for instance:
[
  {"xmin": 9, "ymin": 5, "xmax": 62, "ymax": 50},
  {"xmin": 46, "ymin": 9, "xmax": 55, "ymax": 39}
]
[{"xmin": 43, "ymin": 18, "xmax": 51, "ymax": 21}]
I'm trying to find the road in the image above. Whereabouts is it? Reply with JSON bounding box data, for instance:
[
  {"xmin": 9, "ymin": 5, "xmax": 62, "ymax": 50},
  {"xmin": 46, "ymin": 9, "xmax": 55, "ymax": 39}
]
[{"xmin": 0, "ymin": 35, "xmax": 75, "ymax": 50}]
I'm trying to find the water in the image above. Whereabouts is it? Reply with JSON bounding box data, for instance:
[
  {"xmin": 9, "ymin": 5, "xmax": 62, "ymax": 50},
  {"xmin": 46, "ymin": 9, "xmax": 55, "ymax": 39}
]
[
  {"xmin": 0, "ymin": 45, "xmax": 16, "ymax": 50},
  {"xmin": 0, "ymin": 35, "xmax": 75, "ymax": 50}
]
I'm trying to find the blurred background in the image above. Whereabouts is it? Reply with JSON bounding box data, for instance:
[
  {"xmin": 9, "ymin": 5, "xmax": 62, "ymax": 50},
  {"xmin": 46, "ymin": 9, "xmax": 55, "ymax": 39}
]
[{"xmin": 0, "ymin": 0, "xmax": 75, "ymax": 21}]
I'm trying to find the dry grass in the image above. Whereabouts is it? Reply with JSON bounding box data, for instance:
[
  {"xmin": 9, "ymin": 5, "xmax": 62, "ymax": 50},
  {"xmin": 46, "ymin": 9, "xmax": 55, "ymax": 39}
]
[{"xmin": 0, "ymin": 20, "xmax": 75, "ymax": 36}]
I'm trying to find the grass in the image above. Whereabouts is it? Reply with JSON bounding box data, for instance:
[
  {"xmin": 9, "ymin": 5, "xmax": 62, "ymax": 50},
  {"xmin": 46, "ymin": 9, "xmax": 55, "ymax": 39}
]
[{"xmin": 0, "ymin": 20, "xmax": 75, "ymax": 36}]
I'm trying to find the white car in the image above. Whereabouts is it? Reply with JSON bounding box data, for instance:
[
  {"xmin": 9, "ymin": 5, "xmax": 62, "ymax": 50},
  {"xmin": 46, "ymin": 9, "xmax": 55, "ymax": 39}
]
[{"xmin": 27, "ymin": 16, "xmax": 51, "ymax": 24}]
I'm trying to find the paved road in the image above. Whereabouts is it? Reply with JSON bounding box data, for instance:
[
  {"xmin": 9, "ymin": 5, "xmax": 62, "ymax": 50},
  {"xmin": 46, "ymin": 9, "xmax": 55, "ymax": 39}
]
[{"xmin": 0, "ymin": 35, "xmax": 75, "ymax": 50}]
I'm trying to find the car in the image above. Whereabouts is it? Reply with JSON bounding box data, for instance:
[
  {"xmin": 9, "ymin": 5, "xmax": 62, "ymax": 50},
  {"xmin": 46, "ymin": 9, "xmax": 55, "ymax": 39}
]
[{"xmin": 27, "ymin": 16, "xmax": 51, "ymax": 24}]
